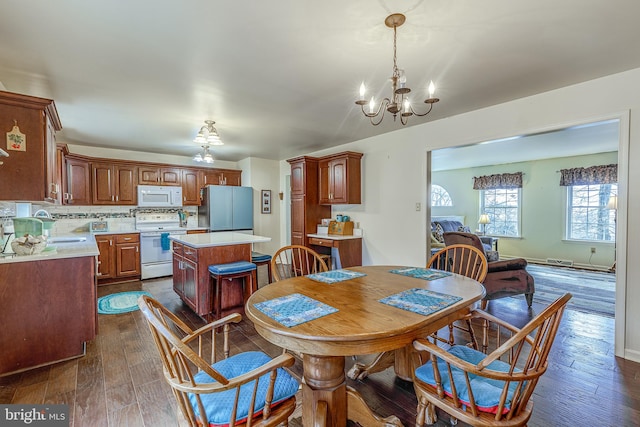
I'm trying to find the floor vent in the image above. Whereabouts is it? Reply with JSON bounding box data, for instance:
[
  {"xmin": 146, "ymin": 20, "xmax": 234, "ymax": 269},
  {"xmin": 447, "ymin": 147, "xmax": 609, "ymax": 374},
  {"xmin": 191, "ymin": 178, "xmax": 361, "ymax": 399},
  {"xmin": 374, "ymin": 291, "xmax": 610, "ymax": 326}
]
[{"xmin": 545, "ymin": 258, "xmax": 574, "ymax": 267}]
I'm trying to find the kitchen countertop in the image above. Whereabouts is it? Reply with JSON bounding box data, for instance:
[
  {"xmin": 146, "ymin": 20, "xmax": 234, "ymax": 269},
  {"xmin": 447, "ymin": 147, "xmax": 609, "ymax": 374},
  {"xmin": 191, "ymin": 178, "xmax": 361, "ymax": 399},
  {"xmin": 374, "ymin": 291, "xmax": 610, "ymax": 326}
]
[
  {"xmin": 170, "ymin": 232, "xmax": 271, "ymax": 248},
  {"xmin": 307, "ymin": 233, "xmax": 362, "ymax": 240},
  {"xmin": 0, "ymin": 233, "xmax": 99, "ymax": 264}
]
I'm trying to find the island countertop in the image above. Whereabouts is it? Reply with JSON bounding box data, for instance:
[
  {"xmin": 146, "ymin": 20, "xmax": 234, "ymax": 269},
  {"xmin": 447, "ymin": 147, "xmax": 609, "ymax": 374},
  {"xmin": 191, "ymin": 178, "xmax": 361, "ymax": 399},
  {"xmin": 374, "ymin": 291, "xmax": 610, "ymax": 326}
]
[{"xmin": 170, "ymin": 231, "xmax": 271, "ymax": 248}]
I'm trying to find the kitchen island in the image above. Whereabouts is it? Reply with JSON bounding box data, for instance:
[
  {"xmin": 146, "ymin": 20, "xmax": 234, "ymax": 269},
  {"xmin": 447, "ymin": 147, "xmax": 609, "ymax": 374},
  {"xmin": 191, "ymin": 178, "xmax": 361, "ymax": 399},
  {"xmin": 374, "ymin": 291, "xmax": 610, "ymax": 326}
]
[
  {"xmin": 170, "ymin": 232, "xmax": 271, "ymax": 321},
  {"xmin": 0, "ymin": 234, "xmax": 99, "ymax": 376}
]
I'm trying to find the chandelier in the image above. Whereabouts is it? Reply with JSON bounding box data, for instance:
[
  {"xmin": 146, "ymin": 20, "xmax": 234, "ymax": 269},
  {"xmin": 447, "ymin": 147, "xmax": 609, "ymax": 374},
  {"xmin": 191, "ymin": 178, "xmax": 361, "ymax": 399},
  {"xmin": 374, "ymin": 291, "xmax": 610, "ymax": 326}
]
[
  {"xmin": 355, "ymin": 13, "xmax": 440, "ymax": 126},
  {"xmin": 192, "ymin": 120, "xmax": 223, "ymax": 163},
  {"xmin": 193, "ymin": 145, "xmax": 214, "ymax": 163}
]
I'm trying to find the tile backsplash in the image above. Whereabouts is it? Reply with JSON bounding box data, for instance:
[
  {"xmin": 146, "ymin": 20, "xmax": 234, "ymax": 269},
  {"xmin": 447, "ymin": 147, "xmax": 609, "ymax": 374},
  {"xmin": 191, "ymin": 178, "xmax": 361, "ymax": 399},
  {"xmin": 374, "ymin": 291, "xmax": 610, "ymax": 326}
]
[{"xmin": 0, "ymin": 202, "xmax": 198, "ymax": 236}]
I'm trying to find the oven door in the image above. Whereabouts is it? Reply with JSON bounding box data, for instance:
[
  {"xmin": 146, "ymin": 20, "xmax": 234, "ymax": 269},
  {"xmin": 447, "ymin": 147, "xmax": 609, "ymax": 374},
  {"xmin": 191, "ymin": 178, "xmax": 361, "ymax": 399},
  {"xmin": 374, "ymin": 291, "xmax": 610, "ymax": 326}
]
[{"xmin": 140, "ymin": 231, "xmax": 185, "ymax": 264}]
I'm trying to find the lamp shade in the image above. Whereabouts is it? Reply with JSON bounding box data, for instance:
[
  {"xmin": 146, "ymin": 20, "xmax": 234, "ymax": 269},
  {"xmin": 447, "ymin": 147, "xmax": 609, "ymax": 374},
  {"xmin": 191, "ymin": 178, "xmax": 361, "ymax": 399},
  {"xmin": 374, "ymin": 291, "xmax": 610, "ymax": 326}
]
[{"xmin": 478, "ymin": 214, "xmax": 491, "ymax": 225}]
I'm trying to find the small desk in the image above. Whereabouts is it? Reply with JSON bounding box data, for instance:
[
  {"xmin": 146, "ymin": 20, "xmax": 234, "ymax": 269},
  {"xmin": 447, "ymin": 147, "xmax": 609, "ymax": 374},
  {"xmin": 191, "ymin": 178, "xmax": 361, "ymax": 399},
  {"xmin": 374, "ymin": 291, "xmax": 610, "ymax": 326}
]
[
  {"xmin": 307, "ymin": 233, "xmax": 362, "ymax": 268},
  {"xmin": 245, "ymin": 265, "xmax": 485, "ymax": 426}
]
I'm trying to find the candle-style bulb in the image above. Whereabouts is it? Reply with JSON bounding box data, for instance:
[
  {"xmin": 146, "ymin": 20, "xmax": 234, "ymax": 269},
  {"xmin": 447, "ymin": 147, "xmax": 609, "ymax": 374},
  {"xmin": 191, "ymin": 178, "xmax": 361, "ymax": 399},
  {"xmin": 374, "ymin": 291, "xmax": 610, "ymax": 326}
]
[
  {"xmin": 369, "ymin": 97, "xmax": 375, "ymax": 114},
  {"xmin": 404, "ymin": 98, "xmax": 410, "ymax": 111},
  {"xmin": 359, "ymin": 82, "xmax": 366, "ymax": 99},
  {"xmin": 428, "ymin": 81, "xmax": 436, "ymax": 98}
]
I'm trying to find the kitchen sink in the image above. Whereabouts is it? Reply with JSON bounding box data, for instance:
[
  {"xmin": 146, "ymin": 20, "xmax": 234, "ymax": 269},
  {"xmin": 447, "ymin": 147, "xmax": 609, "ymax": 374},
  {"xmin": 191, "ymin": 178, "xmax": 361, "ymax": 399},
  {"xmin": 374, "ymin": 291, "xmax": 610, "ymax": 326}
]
[{"xmin": 47, "ymin": 236, "xmax": 87, "ymax": 244}]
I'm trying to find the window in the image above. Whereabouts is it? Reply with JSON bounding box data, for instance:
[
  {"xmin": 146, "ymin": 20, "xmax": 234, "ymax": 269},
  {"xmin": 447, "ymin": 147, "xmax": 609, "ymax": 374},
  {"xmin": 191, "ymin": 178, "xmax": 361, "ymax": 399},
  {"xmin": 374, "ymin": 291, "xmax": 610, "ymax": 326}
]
[
  {"xmin": 480, "ymin": 188, "xmax": 520, "ymax": 237},
  {"xmin": 431, "ymin": 184, "xmax": 453, "ymax": 207},
  {"xmin": 567, "ymin": 184, "xmax": 616, "ymax": 241}
]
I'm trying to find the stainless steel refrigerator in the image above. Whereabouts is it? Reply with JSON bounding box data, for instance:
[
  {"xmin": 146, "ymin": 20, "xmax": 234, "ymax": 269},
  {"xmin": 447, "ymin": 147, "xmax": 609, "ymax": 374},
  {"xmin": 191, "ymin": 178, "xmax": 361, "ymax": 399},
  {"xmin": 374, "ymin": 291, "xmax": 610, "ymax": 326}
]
[{"xmin": 198, "ymin": 185, "xmax": 254, "ymax": 232}]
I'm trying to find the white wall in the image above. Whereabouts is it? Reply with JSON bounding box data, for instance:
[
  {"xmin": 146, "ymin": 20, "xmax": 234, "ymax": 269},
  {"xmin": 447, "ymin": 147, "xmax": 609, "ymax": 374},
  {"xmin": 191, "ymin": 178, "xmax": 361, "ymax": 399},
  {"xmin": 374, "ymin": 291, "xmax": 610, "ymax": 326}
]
[{"xmin": 278, "ymin": 67, "xmax": 640, "ymax": 362}]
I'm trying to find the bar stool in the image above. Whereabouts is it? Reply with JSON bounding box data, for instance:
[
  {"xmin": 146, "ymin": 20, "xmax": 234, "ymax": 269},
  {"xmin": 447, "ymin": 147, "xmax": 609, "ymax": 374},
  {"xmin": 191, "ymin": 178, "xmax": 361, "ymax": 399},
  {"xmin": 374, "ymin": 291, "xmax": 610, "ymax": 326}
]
[
  {"xmin": 208, "ymin": 261, "xmax": 257, "ymax": 321},
  {"xmin": 251, "ymin": 251, "xmax": 272, "ymax": 285}
]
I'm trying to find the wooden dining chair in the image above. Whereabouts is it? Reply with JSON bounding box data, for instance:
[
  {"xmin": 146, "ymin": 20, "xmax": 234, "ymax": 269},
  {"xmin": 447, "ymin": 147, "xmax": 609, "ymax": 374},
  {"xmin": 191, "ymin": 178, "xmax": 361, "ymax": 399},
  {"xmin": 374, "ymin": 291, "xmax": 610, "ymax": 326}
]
[
  {"xmin": 428, "ymin": 244, "xmax": 488, "ymax": 348},
  {"xmin": 270, "ymin": 244, "xmax": 329, "ymax": 282},
  {"xmin": 137, "ymin": 295, "xmax": 300, "ymax": 427},
  {"xmin": 412, "ymin": 293, "xmax": 571, "ymax": 427}
]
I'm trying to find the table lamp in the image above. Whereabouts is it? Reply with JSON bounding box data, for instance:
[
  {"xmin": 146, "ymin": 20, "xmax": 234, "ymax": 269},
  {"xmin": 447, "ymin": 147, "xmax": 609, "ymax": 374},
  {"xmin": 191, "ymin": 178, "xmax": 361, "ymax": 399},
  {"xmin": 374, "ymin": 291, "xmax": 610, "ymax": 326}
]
[{"xmin": 478, "ymin": 214, "xmax": 491, "ymax": 235}]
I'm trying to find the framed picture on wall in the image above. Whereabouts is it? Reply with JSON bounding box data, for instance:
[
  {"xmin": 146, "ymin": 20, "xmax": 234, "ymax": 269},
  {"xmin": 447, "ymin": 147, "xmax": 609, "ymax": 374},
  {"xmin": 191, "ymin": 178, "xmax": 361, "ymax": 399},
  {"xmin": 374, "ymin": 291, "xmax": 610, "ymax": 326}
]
[{"xmin": 261, "ymin": 190, "xmax": 271, "ymax": 214}]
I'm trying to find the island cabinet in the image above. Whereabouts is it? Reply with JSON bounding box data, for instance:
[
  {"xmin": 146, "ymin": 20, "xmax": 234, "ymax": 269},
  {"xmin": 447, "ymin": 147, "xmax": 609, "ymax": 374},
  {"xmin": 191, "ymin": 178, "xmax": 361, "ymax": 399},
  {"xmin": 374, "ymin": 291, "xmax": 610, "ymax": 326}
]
[
  {"xmin": 0, "ymin": 255, "xmax": 97, "ymax": 376},
  {"xmin": 63, "ymin": 155, "xmax": 92, "ymax": 205},
  {"xmin": 319, "ymin": 151, "xmax": 363, "ymax": 205},
  {"xmin": 95, "ymin": 233, "xmax": 140, "ymax": 284},
  {"xmin": 287, "ymin": 156, "xmax": 331, "ymax": 247},
  {"xmin": 138, "ymin": 166, "xmax": 182, "ymax": 186},
  {"xmin": 91, "ymin": 162, "xmax": 137, "ymax": 205},
  {"xmin": 0, "ymin": 90, "xmax": 62, "ymax": 203},
  {"xmin": 172, "ymin": 241, "xmax": 251, "ymax": 321}
]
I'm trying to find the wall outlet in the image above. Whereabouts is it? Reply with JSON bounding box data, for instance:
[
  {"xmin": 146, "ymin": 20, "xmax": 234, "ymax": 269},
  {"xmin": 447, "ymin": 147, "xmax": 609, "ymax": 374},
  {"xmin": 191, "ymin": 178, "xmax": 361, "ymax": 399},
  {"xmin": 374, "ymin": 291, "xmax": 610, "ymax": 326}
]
[
  {"xmin": 415, "ymin": 202, "xmax": 421, "ymax": 211},
  {"xmin": 590, "ymin": 247, "xmax": 596, "ymax": 254}
]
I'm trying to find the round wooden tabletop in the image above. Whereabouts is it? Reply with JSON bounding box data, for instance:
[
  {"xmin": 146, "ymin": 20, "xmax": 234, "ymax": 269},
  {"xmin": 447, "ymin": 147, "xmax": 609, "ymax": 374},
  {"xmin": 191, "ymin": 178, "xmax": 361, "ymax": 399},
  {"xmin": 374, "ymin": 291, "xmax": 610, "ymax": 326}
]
[{"xmin": 245, "ymin": 265, "xmax": 486, "ymax": 357}]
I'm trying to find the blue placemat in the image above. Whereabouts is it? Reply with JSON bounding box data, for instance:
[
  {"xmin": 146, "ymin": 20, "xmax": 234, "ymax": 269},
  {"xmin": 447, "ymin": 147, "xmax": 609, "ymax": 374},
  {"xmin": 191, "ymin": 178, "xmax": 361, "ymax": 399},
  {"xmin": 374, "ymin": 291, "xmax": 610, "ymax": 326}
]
[
  {"xmin": 306, "ymin": 269, "xmax": 366, "ymax": 284},
  {"xmin": 253, "ymin": 293, "xmax": 338, "ymax": 327},
  {"xmin": 389, "ymin": 267, "xmax": 451, "ymax": 281},
  {"xmin": 380, "ymin": 288, "xmax": 462, "ymax": 316}
]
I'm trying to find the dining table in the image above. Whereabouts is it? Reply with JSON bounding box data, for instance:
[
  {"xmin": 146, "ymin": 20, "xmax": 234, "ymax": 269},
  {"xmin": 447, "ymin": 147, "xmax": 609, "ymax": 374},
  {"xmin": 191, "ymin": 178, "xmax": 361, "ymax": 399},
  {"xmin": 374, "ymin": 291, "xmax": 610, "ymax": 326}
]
[{"xmin": 245, "ymin": 265, "xmax": 486, "ymax": 427}]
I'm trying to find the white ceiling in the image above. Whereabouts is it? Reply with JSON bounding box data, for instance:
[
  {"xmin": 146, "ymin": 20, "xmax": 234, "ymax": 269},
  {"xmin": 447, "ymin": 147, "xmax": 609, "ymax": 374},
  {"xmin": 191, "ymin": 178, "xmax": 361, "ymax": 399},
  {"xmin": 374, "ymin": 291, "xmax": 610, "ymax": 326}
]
[{"xmin": 0, "ymin": 0, "xmax": 638, "ymax": 163}]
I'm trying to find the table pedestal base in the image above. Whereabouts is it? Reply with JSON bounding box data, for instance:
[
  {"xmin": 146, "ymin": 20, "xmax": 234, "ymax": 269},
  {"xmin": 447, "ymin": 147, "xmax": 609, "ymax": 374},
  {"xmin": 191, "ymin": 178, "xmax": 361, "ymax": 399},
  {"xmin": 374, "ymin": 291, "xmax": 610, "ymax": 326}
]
[
  {"xmin": 347, "ymin": 346, "xmax": 416, "ymax": 382},
  {"xmin": 302, "ymin": 354, "xmax": 404, "ymax": 427}
]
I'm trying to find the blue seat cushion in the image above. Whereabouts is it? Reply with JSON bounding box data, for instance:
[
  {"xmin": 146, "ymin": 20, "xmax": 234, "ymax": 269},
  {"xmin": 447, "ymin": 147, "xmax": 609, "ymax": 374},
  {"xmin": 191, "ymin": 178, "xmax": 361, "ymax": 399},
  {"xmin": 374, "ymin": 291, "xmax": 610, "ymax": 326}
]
[
  {"xmin": 414, "ymin": 345, "xmax": 521, "ymax": 415},
  {"xmin": 209, "ymin": 261, "xmax": 257, "ymax": 275},
  {"xmin": 189, "ymin": 351, "xmax": 299, "ymax": 426},
  {"xmin": 251, "ymin": 252, "xmax": 272, "ymax": 263}
]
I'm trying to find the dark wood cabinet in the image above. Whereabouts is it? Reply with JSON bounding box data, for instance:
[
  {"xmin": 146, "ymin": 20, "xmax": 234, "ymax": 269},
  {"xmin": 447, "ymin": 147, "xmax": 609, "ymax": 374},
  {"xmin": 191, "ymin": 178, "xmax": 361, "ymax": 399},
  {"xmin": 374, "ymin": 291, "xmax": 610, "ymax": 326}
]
[
  {"xmin": 181, "ymin": 168, "xmax": 201, "ymax": 205},
  {"xmin": 63, "ymin": 155, "xmax": 92, "ymax": 205},
  {"xmin": 0, "ymin": 255, "xmax": 96, "ymax": 376},
  {"xmin": 91, "ymin": 162, "xmax": 137, "ymax": 205},
  {"xmin": 319, "ymin": 152, "xmax": 363, "ymax": 205},
  {"xmin": 96, "ymin": 233, "xmax": 140, "ymax": 284},
  {"xmin": 0, "ymin": 91, "xmax": 62, "ymax": 202},
  {"xmin": 95, "ymin": 234, "xmax": 116, "ymax": 280},
  {"xmin": 201, "ymin": 168, "xmax": 242, "ymax": 186},
  {"xmin": 115, "ymin": 233, "xmax": 141, "ymax": 277},
  {"xmin": 287, "ymin": 156, "xmax": 331, "ymax": 247},
  {"xmin": 172, "ymin": 242, "xmax": 198, "ymax": 309},
  {"xmin": 138, "ymin": 166, "xmax": 182, "ymax": 186}
]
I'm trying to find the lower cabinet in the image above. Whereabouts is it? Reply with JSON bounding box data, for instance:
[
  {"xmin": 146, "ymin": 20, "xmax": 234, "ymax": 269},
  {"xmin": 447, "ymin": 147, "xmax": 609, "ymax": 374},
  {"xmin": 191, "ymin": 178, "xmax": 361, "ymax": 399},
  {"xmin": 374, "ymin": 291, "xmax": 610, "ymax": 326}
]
[
  {"xmin": 96, "ymin": 233, "xmax": 141, "ymax": 284},
  {"xmin": 172, "ymin": 242, "xmax": 198, "ymax": 309}
]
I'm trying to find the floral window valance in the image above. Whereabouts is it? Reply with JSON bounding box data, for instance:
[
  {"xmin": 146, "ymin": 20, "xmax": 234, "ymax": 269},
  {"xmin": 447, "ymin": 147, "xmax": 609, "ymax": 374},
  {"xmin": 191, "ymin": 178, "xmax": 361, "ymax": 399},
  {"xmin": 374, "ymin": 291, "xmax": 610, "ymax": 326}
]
[
  {"xmin": 473, "ymin": 172, "xmax": 523, "ymax": 190},
  {"xmin": 559, "ymin": 164, "xmax": 617, "ymax": 186}
]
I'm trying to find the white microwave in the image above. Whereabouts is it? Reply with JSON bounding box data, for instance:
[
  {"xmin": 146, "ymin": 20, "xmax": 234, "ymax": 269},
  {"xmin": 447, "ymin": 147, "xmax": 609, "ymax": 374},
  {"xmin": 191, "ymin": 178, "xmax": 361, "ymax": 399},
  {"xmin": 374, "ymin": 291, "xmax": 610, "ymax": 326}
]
[{"xmin": 137, "ymin": 185, "xmax": 183, "ymax": 207}]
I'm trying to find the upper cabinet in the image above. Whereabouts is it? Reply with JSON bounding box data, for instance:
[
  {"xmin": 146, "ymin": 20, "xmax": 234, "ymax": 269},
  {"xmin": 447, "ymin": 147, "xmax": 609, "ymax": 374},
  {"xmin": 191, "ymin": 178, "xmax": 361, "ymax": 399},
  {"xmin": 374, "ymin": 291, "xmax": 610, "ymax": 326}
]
[
  {"xmin": 138, "ymin": 166, "xmax": 182, "ymax": 186},
  {"xmin": 63, "ymin": 154, "xmax": 92, "ymax": 205},
  {"xmin": 201, "ymin": 168, "xmax": 241, "ymax": 186},
  {"xmin": 181, "ymin": 168, "xmax": 201, "ymax": 206},
  {"xmin": 91, "ymin": 162, "xmax": 137, "ymax": 205},
  {"xmin": 319, "ymin": 152, "xmax": 363, "ymax": 205},
  {"xmin": 0, "ymin": 91, "xmax": 62, "ymax": 202}
]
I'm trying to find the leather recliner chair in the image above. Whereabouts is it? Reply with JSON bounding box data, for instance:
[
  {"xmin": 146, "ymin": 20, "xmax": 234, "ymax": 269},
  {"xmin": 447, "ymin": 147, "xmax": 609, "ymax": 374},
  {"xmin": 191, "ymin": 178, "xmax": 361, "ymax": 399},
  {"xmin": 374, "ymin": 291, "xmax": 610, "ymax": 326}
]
[{"xmin": 443, "ymin": 231, "xmax": 535, "ymax": 308}]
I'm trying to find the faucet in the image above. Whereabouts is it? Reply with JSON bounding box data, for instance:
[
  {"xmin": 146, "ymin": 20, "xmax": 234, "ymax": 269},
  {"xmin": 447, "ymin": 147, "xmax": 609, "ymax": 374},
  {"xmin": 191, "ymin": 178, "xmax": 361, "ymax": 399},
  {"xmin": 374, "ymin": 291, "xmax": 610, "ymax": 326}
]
[{"xmin": 33, "ymin": 209, "xmax": 51, "ymax": 218}]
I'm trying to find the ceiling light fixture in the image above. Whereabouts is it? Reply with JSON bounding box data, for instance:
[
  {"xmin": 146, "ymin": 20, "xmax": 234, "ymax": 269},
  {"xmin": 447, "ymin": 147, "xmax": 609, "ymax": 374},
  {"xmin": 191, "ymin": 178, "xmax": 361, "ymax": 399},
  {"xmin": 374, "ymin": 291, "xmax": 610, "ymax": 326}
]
[
  {"xmin": 194, "ymin": 120, "xmax": 223, "ymax": 145},
  {"xmin": 192, "ymin": 119, "xmax": 222, "ymax": 163},
  {"xmin": 193, "ymin": 145, "xmax": 214, "ymax": 163},
  {"xmin": 355, "ymin": 13, "xmax": 440, "ymax": 126}
]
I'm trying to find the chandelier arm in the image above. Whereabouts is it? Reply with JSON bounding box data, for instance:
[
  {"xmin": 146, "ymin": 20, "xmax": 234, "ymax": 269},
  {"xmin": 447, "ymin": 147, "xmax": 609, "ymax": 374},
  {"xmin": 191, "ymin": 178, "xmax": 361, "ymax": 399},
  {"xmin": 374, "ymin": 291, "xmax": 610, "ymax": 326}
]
[
  {"xmin": 411, "ymin": 102, "xmax": 435, "ymax": 117},
  {"xmin": 360, "ymin": 97, "xmax": 390, "ymax": 118},
  {"xmin": 369, "ymin": 108, "xmax": 387, "ymax": 126}
]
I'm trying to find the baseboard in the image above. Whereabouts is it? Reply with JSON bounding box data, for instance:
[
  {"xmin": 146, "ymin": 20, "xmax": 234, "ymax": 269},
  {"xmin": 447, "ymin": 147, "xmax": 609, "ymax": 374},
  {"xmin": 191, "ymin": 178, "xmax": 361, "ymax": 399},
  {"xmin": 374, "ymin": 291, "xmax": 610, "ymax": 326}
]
[
  {"xmin": 522, "ymin": 257, "xmax": 611, "ymax": 273},
  {"xmin": 624, "ymin": 348, "xmax": 640, "ymax": 364}
]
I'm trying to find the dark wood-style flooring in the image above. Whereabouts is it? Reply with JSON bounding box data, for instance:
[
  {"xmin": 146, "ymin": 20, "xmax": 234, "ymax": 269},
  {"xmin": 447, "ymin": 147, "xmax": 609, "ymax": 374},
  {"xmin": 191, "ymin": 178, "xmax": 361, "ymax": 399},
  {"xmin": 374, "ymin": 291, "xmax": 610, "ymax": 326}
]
[{"xmin": 1, "ymin": 275, "xmax": 639, "ymax": 427}]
